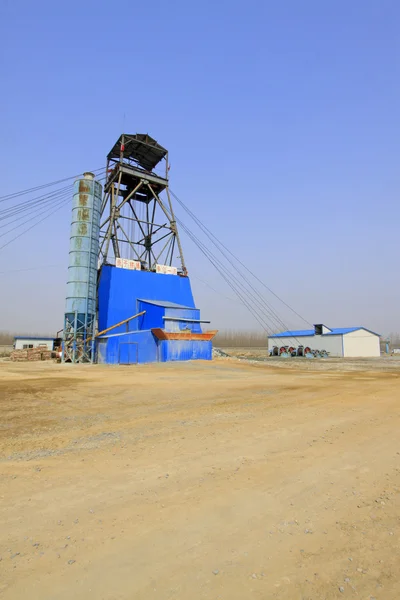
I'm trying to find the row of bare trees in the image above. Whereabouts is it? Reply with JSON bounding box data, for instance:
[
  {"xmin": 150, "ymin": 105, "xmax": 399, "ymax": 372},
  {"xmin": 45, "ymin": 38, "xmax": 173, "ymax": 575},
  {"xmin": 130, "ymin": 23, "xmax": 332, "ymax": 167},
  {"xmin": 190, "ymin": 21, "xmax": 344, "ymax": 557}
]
[
  {"xmin": 0, "ymin": 329, "xmax": 267, "ymax": 348},
  {"xmin": 0, "ymin": 331, "xmax": 17, "ymax": 345},
  {"xmin": 215, "ymin": 331, "xmax": 400, "ymax": 349},
  {"xmin": 380, "ymin": 332, "xmax": 400, "ymax": 351},
  {"xmin": 1, "ymin": 329, "xmax": 399, "ymax": 350},
  {"xmin": 214, "ymin": 330, "xmax": 267, "ymax": 348},
  {"xmin": 0, "ymin": 331, "xmax": 51, "ymax": 345}
]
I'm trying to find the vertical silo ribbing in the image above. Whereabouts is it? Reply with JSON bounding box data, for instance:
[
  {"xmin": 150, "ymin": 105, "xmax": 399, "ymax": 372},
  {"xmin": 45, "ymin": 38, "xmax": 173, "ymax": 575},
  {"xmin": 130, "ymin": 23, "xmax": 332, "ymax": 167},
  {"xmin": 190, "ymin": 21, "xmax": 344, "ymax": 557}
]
[{"xmin": 62, "ymin": 173, "xmax": 102, "ymax": 362}]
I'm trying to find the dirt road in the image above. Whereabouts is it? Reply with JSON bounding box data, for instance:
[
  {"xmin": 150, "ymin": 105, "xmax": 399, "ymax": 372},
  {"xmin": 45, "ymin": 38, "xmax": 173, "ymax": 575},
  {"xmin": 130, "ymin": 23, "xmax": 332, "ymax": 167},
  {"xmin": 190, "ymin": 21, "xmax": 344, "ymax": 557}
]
[{"xmin": 0, "ymin": 359, "xmax": 399, "ymax": 599}]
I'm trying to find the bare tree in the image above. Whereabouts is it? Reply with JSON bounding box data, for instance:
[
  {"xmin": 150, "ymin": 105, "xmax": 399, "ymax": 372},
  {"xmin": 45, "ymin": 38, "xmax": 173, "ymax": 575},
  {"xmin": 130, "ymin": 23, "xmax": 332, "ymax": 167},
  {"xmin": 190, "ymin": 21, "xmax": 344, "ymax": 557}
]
[
  {"xmin": 214, "ymin": 329, "xmax": 267, "ymax": 348},
  {"xmin": 0, "ymin": 331, "xmax": 52, "ymax": 345}
]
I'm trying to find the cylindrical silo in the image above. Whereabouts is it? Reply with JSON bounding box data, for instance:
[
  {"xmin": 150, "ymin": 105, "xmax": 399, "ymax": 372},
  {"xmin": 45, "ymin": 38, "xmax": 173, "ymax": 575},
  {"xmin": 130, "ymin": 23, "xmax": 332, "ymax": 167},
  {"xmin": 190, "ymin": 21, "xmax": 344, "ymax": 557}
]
[{"xmin": 63, "ymin": 172, "xmax": 102, "ymax": 362}]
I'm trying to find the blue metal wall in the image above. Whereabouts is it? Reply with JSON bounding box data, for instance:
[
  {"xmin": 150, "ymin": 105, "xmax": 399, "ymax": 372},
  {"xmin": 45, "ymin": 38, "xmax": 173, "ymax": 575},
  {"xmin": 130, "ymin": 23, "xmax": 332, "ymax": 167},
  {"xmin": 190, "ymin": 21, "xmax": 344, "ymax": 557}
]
[
  {"xmin": 163, "ymin": 307, "xmax": 202, "ymax": 333},
  {"xmin": 98, "ymin": 267, "xmax": 196, "ymax": 335},
  {"xmin": 97, "ymin": 330, "xmax": 158, "ymax": 364},
  {"xmin": 159, "ymin": 340, "xmax": 212, "ymax": 361},
  {"xmin": 138, "ymin": 301, "xmax": 166, "ymax": 330},
  {"xmin": 97, "ymin": 266, "xmax": 213, "ymax": 364},
  {"xmin": 138, "ymin": 302, "xmax": 202, "ymax": 332},
  {"xmin": 98, "ymin": 335, "xmax": 212, "ymax": 364}
]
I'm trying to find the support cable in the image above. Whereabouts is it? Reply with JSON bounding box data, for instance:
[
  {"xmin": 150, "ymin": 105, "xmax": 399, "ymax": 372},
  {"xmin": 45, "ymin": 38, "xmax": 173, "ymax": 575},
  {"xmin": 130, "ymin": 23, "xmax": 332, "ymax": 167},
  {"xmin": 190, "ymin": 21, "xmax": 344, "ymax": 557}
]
[
  {"xmin": 0, "ymin": 264, "xmax": 62, "ymax": 275},
  {"xmin": 171, "ymin": 189, "xmax": 311, "ymax": 341},
  {"xmin": 0, "ymin": 184, "xmax": 74, "ymax": 220},
  {"xmin": 0, "ymin": 174, "xmax": 106, "ymax": 232},
  {"xmin": 175, "ymin": 216, "xmax": 276, "ymax": 335},
  {"xmin": 0, "ymin": 193, "xmax": 71, "ymax": 239},
  {"xmin": 0, "ymin": 167, "xmax": 106, "ymax": 203},
  {"xmin": 171, "ymin": 189, "xmax": 311, "ymax": 328},
  {"xmin": 174, "ymin": 208, "xmax": 302, "ymax": 342},
  {"xmin": 0, "ymin": 197, "xmax": 70, "ymax": 252},
  {"xmin": 190, "ymin": 275, "xmax": 240, "ymax": 305},
  {"xmin": 0, "ymin": 189, "xmax": 72, "ymax": 227}
]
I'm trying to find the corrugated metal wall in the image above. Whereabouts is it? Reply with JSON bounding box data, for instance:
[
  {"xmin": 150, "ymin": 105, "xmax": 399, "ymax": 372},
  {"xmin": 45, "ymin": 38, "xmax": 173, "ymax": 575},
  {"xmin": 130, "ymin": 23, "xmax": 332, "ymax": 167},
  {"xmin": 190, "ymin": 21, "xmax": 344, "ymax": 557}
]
[
  {"xmin": 342, "ymin": 330, "xmax": 380, "ymax": 357},
  {"xmin": 163, "ymin": 307, "xmax": 202, "ymax": 333},
  {"xmin": 159, "ymin": 340, "xmax": 212, "ymax": 362},
  {"xmin": 97, "ymin": 266, "xmax": 212, "ymax": 364},
  {"xmin": 97, "ymin": 331, "xmax": 158, "ymax": 364},
  {"xmin": 138, "ymin": 302, "xmax": 165, "ymax": 330},
  {"xmin": 65, "ymin": 177, "xmax": 102, "ymax": 319},
  {"xmin": 98, "ymin": 267, "xmax": 196, "ymax": 334},
  {"xmin": 97, "ymin": 334, "xmax": 212, "ymax": 364}
]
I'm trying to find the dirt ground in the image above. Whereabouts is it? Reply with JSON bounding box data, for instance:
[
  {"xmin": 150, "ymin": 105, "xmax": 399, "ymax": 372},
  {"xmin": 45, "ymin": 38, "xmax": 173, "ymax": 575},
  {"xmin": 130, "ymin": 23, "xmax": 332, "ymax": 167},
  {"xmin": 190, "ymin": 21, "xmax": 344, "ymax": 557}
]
[{"xmin": 0, "ymin": 357, "xmax": 399, "ymax": 599}]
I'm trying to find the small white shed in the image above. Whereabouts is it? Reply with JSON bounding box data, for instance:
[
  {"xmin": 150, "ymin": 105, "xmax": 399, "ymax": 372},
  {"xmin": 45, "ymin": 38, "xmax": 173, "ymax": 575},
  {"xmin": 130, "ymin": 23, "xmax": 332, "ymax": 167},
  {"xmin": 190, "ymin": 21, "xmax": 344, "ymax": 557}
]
[
  {"xmin": 268, "ymin": 324, "xmax": 380, "ymax": 358},
  {"xmin": 14, "ymin": 337, "xmax": 55, "ymax": 351}
]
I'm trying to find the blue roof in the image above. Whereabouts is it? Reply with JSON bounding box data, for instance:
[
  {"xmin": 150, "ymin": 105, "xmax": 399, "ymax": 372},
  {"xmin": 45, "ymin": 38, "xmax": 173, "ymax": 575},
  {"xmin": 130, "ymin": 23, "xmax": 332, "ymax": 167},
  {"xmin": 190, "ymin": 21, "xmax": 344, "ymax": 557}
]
[
  {"xmin": 14, "ymin": 336, "xmax": 55, "ymax": 341},
  {"xmin": 271, "ymin": 329, "xmax": 315, "ymax": 338},
  {"xmin": 326, "ymin": 327, "xmax": 359, "ymax": 335},
  {"xmin": 138, "ymin": 299, "xmax": 196, "ymax": 309},
  {"xmin": 271, "ymin": 327, "xmax": 379, "ymax": 338}
]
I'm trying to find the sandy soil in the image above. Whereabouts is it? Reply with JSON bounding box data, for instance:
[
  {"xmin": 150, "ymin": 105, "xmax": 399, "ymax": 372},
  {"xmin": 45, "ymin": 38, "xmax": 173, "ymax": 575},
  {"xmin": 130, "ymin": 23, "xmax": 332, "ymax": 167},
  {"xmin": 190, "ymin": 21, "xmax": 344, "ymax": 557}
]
[{"xmin": 0, "ymin": 358, "xmax": 399, "ymax": 599}]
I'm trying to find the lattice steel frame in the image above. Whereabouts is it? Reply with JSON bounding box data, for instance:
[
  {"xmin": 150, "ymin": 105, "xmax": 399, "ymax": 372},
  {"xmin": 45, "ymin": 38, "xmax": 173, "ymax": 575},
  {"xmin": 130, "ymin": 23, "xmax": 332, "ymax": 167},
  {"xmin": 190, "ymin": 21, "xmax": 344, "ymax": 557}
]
[
  {"xmin": 99, "ymin": 135, "xmax": 187, "ymax": 274},
  {"xmin": 63, "ymin": 312, "xmax": 95, "ymax": 363}
]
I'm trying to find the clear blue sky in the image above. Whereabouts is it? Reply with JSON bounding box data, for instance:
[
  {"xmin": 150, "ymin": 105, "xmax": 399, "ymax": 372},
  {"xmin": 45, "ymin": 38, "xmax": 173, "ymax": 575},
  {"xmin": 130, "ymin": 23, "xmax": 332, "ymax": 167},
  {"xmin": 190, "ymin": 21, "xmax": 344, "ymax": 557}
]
[{"xmin": 1, "ymin": 0, "xmax": 399, "ymax": 336}]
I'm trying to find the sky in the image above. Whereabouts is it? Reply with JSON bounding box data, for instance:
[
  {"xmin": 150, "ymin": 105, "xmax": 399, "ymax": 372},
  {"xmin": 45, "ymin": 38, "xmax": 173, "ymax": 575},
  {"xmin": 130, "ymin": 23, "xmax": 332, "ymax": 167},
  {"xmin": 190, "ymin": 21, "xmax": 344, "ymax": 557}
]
[{"xmin": 1, "ymin": 0, "xmax": 400, "ymax": 337}]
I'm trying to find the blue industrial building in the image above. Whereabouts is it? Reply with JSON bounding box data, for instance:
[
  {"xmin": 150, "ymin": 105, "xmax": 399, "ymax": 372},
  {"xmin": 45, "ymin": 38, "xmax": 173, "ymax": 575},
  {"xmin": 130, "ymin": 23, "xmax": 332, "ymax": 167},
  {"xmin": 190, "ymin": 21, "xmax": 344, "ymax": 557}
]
[
  {"xmin": 97, "ymin": 266, "xmax": 214, "ymax": 364},
  {"xmin": 63, "ymin": 133, "xmax": 216, "ymax": 364}
]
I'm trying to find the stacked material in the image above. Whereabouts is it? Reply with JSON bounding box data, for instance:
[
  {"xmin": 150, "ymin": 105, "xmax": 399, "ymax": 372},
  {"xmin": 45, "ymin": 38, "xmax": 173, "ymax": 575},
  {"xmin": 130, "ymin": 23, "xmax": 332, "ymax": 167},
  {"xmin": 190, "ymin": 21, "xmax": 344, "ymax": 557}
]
[{"xmin": 11, "ymin": 348, "xmax": 53, "ymax": 362}]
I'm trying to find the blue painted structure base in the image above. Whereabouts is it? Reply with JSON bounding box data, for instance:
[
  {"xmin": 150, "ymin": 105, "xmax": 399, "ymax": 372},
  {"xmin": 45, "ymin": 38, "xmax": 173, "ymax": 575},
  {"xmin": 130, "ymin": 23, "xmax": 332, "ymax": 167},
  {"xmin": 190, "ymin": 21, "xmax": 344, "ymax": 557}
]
[
  {"xmin": 97, "ymin": 266, "xmax": 213, "ymax": 364},
  {"xmin": 159, "ymin": 339, "xmax": 212, "ymax": 362},
  {"xmin": 97, "ymin": 330, "xmax": 212, "ymax": 364}
]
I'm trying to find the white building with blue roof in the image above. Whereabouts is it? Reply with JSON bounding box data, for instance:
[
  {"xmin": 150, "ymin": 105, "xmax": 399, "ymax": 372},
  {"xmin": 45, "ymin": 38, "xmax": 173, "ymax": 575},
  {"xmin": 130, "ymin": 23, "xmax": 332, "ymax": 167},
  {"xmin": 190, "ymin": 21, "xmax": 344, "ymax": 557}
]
[
  {"xmin": 268, "ymin": 324, "xmax": 380, "ymax": 357},
  {"xmin": 14, "ymin": 336, "xmax": 57, "ymax": 351}
]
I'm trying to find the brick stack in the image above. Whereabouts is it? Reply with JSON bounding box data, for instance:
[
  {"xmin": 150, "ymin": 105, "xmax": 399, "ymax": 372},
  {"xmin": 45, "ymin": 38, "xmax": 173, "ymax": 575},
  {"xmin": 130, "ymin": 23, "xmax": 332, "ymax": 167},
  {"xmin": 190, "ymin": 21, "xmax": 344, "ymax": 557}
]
[{"xmin": 11, "ymin": 348, "xmax": 54, "ymax": 362}]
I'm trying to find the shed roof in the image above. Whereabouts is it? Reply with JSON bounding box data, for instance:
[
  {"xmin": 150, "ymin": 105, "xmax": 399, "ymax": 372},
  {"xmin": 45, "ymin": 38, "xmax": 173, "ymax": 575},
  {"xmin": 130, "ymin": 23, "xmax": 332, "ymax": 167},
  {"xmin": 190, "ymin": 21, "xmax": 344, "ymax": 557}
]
[
  {"xmin": 14, "ymin": 336, "xmax": 55, "ymax": 341},
  {"xmin": 270, "ymin": 327, "xmax": 379, "ymax": 338},
  {"xmin": 326, "ymin": 327, "xmax": 380, "ymax": 336},
  {"xmin": 107, "ymin": 133, "xmax": 167, "ymax": 171},
  {"xmin": 139, "ymin": 299, "xmax": 197, "ymax": 310},
  {"xmin": 270, "ymin": 329, "xmax": 315, "ymax": 338},
  {"xmin": 326, "ymin": 327, "xmax": 360, "ymax": 335}
]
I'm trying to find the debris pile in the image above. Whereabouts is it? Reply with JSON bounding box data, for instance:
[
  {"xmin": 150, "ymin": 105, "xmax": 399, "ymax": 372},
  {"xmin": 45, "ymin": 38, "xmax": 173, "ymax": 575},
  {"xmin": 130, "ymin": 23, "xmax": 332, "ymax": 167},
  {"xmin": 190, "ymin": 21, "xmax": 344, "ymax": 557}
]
[
  {"xmin": 11, "ymin": 348, "xmax": 54, "ymax": 362},
  {"xmin": 212, "ymin": 348, "xmax": 230, "ymax": 358}
]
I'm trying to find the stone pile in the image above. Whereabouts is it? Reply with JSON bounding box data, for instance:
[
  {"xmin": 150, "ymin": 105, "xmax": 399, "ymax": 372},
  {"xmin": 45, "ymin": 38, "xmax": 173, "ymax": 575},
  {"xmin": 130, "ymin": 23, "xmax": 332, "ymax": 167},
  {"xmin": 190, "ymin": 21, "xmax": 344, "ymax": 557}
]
[{"xmin": 11, "ymin": 348, "xmax": 53, "ymax": 362}]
